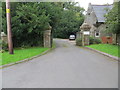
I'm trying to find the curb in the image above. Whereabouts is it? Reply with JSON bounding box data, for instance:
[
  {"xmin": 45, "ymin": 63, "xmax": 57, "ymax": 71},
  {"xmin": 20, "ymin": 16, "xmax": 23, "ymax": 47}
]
[
  {"xmin": 84, "ymin": 47, "xmax": 119, "ymax": 61},
  {"xmin": 0, "ymin": 45, "xmax": 56, "ymax": 69}
]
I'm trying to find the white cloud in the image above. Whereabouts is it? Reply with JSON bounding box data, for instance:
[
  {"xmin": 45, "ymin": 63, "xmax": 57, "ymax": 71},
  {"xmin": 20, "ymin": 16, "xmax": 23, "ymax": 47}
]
[{"xmin": 74, "ymin": 0, "xmax": 113, "ymax": 10}]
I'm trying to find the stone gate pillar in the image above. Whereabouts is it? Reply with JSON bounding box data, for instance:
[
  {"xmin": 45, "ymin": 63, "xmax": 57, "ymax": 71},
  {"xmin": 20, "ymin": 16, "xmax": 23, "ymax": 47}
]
[
  {"xmin": 80, "ymin": 23, "xmax": 91, "ymax": 46},
  {"xmin": 44, "ymin": 25, "xmax": 52, "ymax": 48},
  {"xmin": 1, "ymin": 32, "xmax": 8, "ymax": 43},
  {"xmin": 76, "ymin": 31, "xmax": 82, "ymax": 39}
]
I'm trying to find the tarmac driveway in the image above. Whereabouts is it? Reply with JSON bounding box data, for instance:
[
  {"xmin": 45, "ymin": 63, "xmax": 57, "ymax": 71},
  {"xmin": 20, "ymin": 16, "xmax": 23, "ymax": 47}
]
[{"xmin": 1, "ymin": 39, "xmax": 118, "ymax": 88}]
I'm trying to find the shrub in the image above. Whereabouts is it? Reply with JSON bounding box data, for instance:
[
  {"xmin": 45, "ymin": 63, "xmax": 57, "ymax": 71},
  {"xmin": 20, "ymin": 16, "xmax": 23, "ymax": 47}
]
[
  {"xmin": 2, "ymin": 41, "xmax": 8, "ymax": 51},
  {"xmin": 94, "ymin": 38, "xmax": 101, "ymax": 44},
  {"xmin": 76, "ymin": 38, "xmax": 82, "ymax": 46},
  {"xmin": 89, "ymin": 37, "xmax": 101, "ymax": 44},
  {"xmin": 89, "ymin": 37, "xmax": 94, "ymax": 44}
]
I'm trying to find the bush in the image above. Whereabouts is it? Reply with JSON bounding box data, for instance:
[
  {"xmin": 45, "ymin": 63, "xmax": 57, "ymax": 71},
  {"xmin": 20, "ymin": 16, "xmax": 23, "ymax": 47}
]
[
  {"xmin": 2, "ymin": 41, "xmax": 8, "ymax": 51},
  {"xmin": 76, "ymin": 38, "xmax": 82, "ymax": 46},
  {"xmin": 89, "ymin": 37, "xmax": 101, "ymax": 44},
  {"xmin": 89, "ymin": 37, "xmax": 94, "ymax": 44},
  {"xmin": 94, "ymin": 38, "xmax": 101, "ymax": 44}
]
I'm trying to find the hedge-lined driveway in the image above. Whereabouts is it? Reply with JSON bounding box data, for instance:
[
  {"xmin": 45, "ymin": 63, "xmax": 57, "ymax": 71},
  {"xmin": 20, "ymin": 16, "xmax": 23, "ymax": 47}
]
[{"xmin": 2, "ymin": 39, "xmax": 118, "ymax": 88}]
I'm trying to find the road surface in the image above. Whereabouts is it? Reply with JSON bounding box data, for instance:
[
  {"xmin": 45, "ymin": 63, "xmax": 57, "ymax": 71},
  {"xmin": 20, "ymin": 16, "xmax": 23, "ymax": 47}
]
[{"xmin": 1, "ymin": 39, "xmax": 118, "ymax": 88}]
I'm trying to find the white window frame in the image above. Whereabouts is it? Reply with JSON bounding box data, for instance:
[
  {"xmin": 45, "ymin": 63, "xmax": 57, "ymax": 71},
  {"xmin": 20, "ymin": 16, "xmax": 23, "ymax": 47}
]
[{"xmin": 95, "ymin": 31, "xmax": 100, "ymax": 37}]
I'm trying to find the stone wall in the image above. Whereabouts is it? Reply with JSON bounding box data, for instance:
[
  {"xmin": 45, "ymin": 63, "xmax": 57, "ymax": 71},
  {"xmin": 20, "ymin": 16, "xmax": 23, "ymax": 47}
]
[{"xmin": 89, "ymin": 25, "xmax": 97, "ymax": 38}]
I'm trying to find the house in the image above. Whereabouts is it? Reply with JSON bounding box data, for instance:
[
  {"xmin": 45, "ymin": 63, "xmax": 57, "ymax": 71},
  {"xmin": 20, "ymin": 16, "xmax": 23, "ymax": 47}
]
[{"xmin": 84, "ymin": 3, "xmax": 114, "ymax": 44}]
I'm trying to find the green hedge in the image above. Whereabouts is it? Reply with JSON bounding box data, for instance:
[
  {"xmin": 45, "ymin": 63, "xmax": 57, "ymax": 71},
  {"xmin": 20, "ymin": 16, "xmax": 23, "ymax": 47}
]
[
  {"xmin": 89, "ymin": 37, "xmax": 101, "ymax": 45},
  {"xmin": 76, "ymin": 37, "xmax": 101, "ymax": 46}
]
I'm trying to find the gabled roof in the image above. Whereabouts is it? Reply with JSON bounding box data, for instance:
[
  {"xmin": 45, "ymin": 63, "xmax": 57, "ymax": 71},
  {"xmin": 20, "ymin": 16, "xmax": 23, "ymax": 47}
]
[{"xmin": 91, "ymin": 4, "xmax": 113, "ymax": 22}]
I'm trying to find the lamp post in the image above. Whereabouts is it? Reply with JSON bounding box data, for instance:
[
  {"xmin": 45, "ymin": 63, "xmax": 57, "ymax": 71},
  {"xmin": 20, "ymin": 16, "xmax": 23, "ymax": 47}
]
[{"xmin": 6, "ymin": 0, "xmax": 14, "ymax": 54}]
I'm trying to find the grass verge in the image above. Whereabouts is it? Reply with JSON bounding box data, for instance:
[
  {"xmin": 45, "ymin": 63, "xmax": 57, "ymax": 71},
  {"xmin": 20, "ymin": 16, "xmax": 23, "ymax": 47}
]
[
  {"xmin": 0, "ymin": 47, "xmax": 49, "ymax": 65},
  {"xmin": 86, "ymin": 44, "xmax": 120, "ymax": 57}
]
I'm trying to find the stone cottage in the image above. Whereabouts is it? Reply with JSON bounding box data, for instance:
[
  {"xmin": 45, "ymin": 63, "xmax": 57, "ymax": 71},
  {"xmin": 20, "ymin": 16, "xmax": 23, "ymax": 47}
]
[{"xmin": 84, "ymin": 3, "xmax": 114, "ymax": 44}]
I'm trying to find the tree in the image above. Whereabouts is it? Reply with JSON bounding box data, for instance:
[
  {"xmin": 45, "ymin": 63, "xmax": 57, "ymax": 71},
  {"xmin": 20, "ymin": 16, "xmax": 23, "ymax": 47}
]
[
  {"xmin": 2, "ymin": 2, "xmax": 50, "ymax": 47},
  {"xmin": 2, "ymin": 2, "xmax": 85, "ymax": 47},
  {"xmin": 53, "ymin": 2, "xmax": 85, "ymax": 38},
  {"xmin": 105, "ymin": 2, "xmax": 120, "ymax": 34}
]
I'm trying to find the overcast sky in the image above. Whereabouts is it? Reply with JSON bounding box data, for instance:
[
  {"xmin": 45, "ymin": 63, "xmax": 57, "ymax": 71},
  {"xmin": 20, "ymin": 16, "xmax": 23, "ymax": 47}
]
[{"xmin": 74, "ymin": 0, "xmax": 113, "ymax": 11}]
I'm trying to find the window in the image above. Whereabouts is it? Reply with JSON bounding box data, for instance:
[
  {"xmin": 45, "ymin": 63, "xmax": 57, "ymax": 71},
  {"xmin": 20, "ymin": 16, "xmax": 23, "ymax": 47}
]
[
  {"xmin": 88, "ymin": 13, "xmax": 90, "ymax": 15},
  {"xmin": 95, "ymin": 31, "xmax": 100, "ymax": 37}
]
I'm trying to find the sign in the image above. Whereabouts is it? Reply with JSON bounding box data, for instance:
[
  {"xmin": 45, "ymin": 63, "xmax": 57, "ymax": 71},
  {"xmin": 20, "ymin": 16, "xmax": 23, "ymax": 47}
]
[
  {"xmin": 83, "ymin": 31, "xmax": 90, "ymax": 35},
  {"xmin": 6, "ymin": 9, "xmax": 10, "ymax": 13}
]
